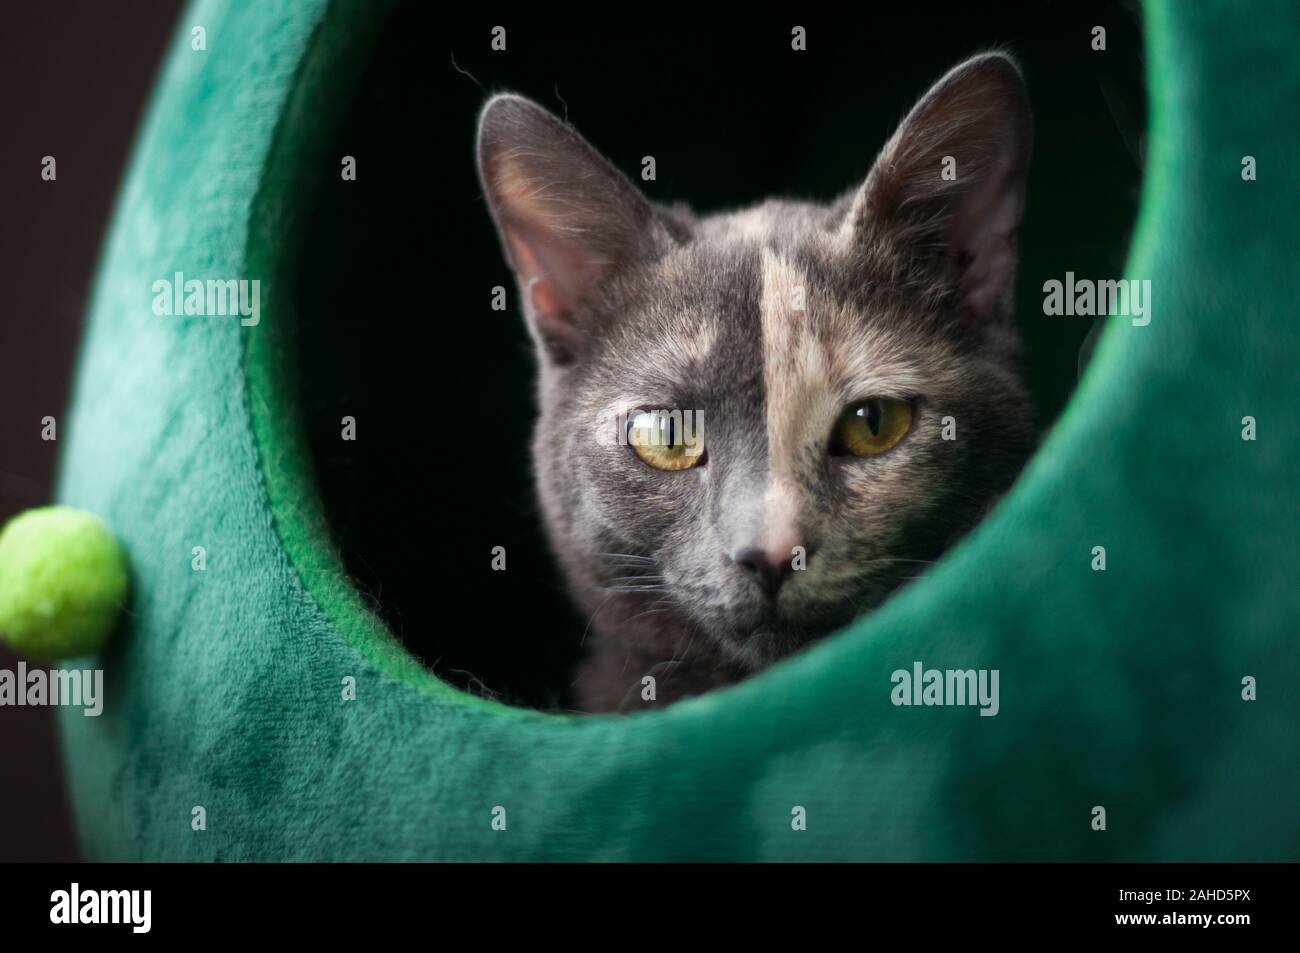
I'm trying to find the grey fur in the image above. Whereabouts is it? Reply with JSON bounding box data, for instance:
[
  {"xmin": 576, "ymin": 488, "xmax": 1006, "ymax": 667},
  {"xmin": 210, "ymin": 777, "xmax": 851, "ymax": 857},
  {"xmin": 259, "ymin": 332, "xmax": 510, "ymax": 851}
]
[{"xmin": 477, "ymin": 53, "xmax": 1036, "ymax": 712}]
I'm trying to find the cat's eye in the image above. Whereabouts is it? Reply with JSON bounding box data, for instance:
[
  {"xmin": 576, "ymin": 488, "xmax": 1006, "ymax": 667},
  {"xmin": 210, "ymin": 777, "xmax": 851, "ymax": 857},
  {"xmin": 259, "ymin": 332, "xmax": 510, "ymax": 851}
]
[
  {"xmin": 831, "ymin": 398, "xmax": 913, "ymax": 456},
  {"xmin": 626, "ymin": 411, "xmax": 705, "ymax": 471}
]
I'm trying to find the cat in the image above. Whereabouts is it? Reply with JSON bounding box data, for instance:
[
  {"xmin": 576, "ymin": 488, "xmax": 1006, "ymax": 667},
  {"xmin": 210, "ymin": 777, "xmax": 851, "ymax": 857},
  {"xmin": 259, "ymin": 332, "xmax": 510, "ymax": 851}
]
[{"xmin": 476, "ymin": 52, "xmax": 1036, "ymax": 713}]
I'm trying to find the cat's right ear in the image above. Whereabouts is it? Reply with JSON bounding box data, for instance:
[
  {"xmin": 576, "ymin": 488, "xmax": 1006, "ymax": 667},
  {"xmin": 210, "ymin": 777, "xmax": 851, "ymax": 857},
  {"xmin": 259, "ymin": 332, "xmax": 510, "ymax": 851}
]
[
  {"xmin": 477, "ymin": 94, "xmax": 657, "ymax": 364},
  {"xmin": 843, "ymin": 52, "xmax": 1032, "ymax": 324}
]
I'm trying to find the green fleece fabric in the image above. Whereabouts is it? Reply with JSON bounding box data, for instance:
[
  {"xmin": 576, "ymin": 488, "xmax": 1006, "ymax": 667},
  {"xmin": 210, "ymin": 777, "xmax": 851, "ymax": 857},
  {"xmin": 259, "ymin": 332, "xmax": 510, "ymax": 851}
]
[{"xmin": 57, "ymin": 0, "xmax": 1300, "ymax": 860}]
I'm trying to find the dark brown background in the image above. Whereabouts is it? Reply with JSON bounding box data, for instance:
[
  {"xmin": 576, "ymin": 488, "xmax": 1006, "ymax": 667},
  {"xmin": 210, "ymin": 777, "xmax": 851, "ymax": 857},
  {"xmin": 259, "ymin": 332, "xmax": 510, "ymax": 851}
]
[{"xmin": 0, "ymin": 0, "xmax": 182, "ymax": 863}]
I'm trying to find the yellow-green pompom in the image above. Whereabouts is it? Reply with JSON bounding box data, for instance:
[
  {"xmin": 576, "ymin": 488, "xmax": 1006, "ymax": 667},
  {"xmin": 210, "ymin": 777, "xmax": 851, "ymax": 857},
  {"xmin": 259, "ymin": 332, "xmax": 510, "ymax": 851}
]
[{"xmin": 0, "ymin": 506, "xmax": 128, "ymax": 661}]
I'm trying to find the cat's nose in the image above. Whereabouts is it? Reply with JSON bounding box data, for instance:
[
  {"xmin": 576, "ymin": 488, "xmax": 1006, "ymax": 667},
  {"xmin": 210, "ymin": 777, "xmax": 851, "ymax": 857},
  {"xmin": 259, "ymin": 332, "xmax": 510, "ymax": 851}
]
[{"xmin": 731, "ymin": 547, "xmax": 796, "ymax": 597}]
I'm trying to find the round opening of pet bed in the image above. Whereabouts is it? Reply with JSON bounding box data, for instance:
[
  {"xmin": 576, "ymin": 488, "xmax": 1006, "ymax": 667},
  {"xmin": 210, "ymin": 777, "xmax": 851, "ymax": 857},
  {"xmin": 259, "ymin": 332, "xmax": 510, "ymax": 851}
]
[{"xmin": 261, "ymin": 2, "xmax": 1148, "ymax": 711}]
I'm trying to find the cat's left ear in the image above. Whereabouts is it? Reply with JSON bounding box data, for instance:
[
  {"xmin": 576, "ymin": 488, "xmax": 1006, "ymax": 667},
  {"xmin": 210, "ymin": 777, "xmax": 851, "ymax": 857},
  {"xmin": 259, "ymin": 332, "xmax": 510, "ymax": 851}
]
[{"xmin": 845, "ymin": 52, "xmax": 1032, "ymax": 322}]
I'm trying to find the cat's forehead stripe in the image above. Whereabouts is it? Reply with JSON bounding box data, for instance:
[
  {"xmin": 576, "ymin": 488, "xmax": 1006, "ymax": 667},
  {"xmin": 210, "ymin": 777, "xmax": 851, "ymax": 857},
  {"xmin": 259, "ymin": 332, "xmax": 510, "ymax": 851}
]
[
  {"xmin": 760, "ymin": 248, "xmax": 840, "ymax": 470},
  {"xmin": 759, "ymin": 249, "xmax": 833, "ymax": 547}
]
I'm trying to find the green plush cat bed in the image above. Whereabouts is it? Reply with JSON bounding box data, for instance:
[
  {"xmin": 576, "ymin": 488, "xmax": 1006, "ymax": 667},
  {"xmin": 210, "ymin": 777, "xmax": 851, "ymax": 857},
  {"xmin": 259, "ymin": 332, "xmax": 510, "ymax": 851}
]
[{"xmin": 50, "ymin": 0, "xmax": 1299, "ymax": 860}]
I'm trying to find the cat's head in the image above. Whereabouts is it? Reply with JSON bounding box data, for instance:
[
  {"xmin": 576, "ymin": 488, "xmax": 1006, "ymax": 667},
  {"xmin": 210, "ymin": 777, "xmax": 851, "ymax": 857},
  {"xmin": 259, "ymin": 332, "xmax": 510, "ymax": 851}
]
[{"xmin": 477, "ymin": 53, "xmax": 1036, "ymax": 669}]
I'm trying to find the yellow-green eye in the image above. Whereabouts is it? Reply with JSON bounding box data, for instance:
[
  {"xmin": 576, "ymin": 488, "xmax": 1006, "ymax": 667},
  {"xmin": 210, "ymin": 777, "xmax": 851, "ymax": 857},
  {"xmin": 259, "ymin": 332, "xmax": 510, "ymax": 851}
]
[
  {"xmin": 831, "ymin": 398, "xmax": 913, "ymax": 456},
  {"xmin": 627, "ymin": 411, "xmax": 705, "ymax": 471}
]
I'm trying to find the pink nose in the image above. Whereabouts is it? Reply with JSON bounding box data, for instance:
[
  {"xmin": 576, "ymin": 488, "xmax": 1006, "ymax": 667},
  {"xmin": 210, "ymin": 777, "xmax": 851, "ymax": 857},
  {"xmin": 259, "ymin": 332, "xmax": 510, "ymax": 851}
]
[{"xmin": 731, "ymin": 546, "xmax": 798, "ymax": 596}]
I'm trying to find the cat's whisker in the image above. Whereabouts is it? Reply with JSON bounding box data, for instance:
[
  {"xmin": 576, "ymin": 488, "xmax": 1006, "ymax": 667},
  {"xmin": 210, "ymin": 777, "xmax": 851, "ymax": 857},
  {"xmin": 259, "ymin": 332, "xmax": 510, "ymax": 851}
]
[
  {"xmin": 577, "ymin": 591, "xmax": 622, "ymax": 649},
  {"xmin": 646, "ymin": 656, "xmax": 686, "ymax": 676},
  {"xmin": 624, "ymin": 599, "xmax": 676, "ymax": 625}
]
